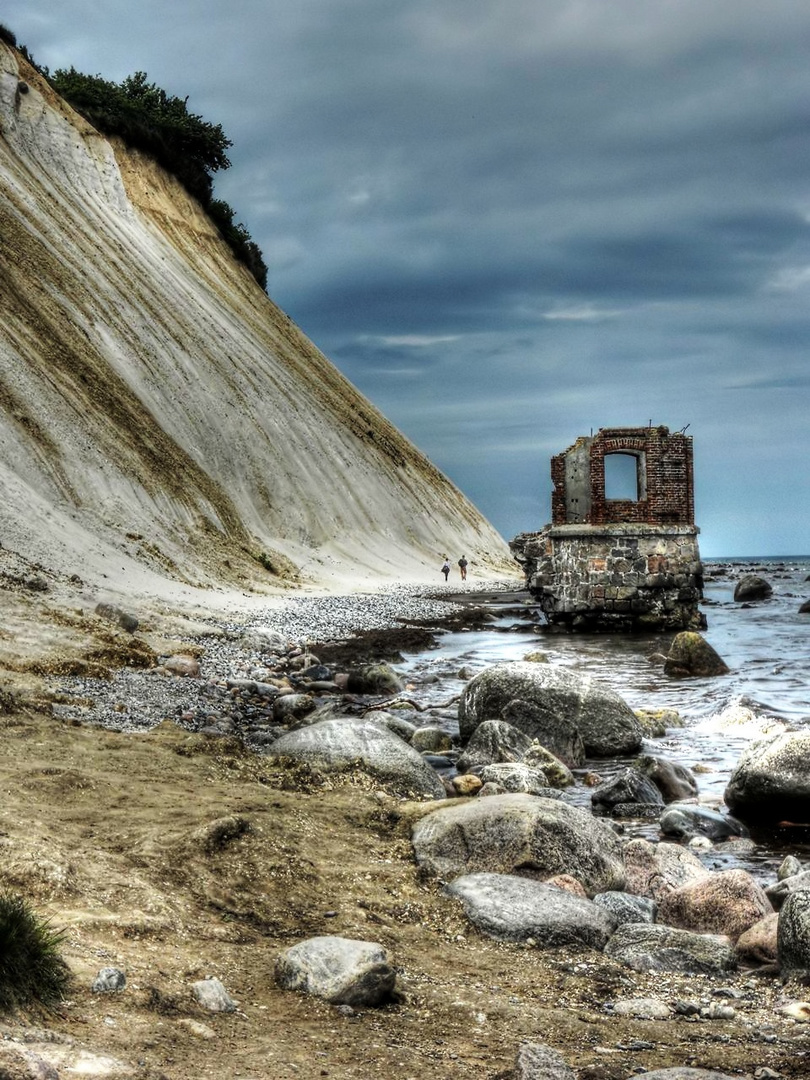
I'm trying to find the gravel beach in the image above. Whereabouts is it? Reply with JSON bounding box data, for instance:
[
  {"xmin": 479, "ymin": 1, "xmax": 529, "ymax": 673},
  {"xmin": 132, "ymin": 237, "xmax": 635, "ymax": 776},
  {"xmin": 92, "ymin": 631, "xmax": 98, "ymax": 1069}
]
[{"xmin": 49, "ymin": 579, "xmax": 520, "ymax": 735}]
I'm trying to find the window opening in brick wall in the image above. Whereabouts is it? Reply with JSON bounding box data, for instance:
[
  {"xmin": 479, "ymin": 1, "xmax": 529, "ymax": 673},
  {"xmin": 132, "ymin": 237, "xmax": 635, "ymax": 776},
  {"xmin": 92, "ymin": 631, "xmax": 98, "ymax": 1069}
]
[{"xmin": 604, "ymin": 452, "xmax": 644, "ymax": 501}]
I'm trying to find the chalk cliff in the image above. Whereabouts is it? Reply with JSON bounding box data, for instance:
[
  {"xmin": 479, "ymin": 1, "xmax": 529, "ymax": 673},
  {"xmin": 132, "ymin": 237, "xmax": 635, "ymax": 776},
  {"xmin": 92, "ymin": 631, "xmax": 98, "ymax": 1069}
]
[{"xmin": 0, "ymin": 46, "xmax": 512, "ymax": 605}]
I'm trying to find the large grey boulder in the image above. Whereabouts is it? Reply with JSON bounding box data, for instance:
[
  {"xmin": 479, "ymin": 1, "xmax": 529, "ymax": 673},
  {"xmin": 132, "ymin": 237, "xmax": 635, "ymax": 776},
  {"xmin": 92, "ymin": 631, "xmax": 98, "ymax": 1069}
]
[
  {"xmin": 448, "ymin": 873, "xmax": 617, "ymax": 949},
  {"xmin": 456, "ymin": 719, "xmax": 533, "ymax": 773},
  {"xmin": 411, "ymin": 793, "xmax": 626, "ymax": 894},
  {"xmin": 275, "ymin": 936, "xmax": 395, "ymax": 1006},
  {"xmin": 458, "ymin": 662, "xmax": 642, "ymax": 757},
  {"xmin": 733, "ymin": 574, "xmax": 772, "ymax": 602},
  {"xmin": 268, "ymin": 717, "xmax": 446, "ymax": 799},
  {"xmin": 604, "ymin": 923, "xmax": 736, "ymax": 974},
  {"xmin": 501, "ymin": 699, "xmax": 585, "ymax": 766},
  {"xmin": 777, "ymin": 890, "xmax": 810, "ymax": 978},
  {"xmin": 724, "ymin": 731, "xmax": 810, "ymax": 822}
]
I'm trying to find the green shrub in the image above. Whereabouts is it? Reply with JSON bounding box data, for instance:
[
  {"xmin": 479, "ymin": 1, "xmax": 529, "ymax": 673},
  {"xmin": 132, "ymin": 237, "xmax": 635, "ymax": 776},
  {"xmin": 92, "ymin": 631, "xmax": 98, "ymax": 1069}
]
[
  {"xmin": 208, "ymin": 200, "xmax": 268, "ymax": 290},
  {"xmin": 49, "ymin": 69, "xmax": 267, "ymax": 289},
  {"xmin": 0, "ymin": 892, "xmax": 71, "ymax": 1011},
  {"xmin": 0, "ymin": 24, "xmax": 17, "ymax": 47}
]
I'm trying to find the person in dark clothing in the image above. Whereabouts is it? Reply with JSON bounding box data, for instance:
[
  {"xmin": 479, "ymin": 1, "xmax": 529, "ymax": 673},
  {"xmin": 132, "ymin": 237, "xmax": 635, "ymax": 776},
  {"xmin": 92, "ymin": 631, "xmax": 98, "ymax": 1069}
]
[{"xmin": 458, "ymin": 556, "xmax": 468, "ymax": 581}]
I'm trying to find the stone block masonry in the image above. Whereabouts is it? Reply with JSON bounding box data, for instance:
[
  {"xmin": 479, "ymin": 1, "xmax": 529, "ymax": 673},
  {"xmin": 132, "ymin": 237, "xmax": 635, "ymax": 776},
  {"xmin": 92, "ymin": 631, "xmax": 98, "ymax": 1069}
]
[{"xmin": 513, "ymin": 426, "xmax": 704, "ymax": 632}]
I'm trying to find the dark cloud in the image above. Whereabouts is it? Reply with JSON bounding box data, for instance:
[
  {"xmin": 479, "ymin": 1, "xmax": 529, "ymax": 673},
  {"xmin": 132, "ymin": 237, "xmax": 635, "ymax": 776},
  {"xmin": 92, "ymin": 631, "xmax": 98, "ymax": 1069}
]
[{"xmin": 6, "ymin": 0, "xmax": 810, "ymax": 553}]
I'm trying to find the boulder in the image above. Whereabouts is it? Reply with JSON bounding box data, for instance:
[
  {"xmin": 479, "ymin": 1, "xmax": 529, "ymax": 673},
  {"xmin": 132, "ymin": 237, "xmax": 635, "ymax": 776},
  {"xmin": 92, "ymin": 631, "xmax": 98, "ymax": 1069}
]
[
  {"xmin": 590, "ymin": 768, "xmax": 664, "ymax": 814},
  {"xmin": 365, "ymin": 710, "xmax": 417, "ymax": 742},
  {"xmin": 593, "ymin": 891, "xmax": 657, "ymax": 927},
  {"xmin": 656, "ymin": 869, "xmax": 772, "ymax": 942},
  {"xmin": 778, "ymin": 855, "xmax": 803, "ymax": 880},
  {"xmin": 623, "ymin": 838, "xmax": 709, "ymax": 901},
  {"xmin": 724, "ymin": 731, "xmax": 810, "ymax": 822},
  {"xmin": 735, "ymin": 912, "xmax": 778, "ymax": 965},
  {"xmin": 477, "ymin": 763, "xmax": 551, "ymax": 796},
  {"xmin": 448, "ymin": 873, "xmax": 616, "ymax": 949},
  {"xmin": 514, "ymin": 1042, "xmax": 576, "ymax": 1080},
  {"xmin": 733, "ymin": 574, "xmax": 772, "ymax": 602},
  {"xmin": 268, "ymin": 717, "xmax": 446, "ymax": 799},
  {"xmin": 799, "ymin": 599, "xmax": 810, "ymax": 614},
  {"xmin": 663, "ymin": 633, "xmax": 729, "ymax": 677},
  {"xmin": 604, "ymin": 923, "xmax": 736, "ymax": 974},
  {"xmin": 458, "ymin": 662, "xmax": 642, "ymax": 757},
  {"xmin": 275, "ymin": 936, "xmax": 395, "ymax": 1006},
  {"xmin": 778, "ymin": 890, "xmax": 810, "ymax": 978},
  {"xmin": 658, "ymin": 803, "xmax": 749, "ymax": 841},
  {"xmin": 766, "ymin": 870, "xmax": 810, "ymax": 910},
  {"xmin": 410, "ymin": 726, "xmax": 453, "ymax": 753},
  {"xmin": 411, "ymin": 793, "xmax": 626, "ymax": 894},
  {"xmin": 522, "ymin": 742, "xmax": 575, "ymax": 787},
  {"xmin": 345, "ymin": 663, "xmax": 404, "ymax": 695},
  {"xmin": 455, "ymin": 719, "xmax": 533, "ymax": 773},
  {"xmin": 636, "ymin": 755, "xmax": 698, "ymax": 802},
  {"xmin": 501, "ymin": 699, "xmax": 585, "ymax": 766}
]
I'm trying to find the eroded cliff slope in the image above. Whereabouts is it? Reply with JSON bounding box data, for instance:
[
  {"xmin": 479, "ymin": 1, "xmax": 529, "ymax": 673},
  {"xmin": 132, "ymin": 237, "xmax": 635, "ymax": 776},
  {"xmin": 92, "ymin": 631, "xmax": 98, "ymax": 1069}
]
[{"xmin": 0, "ymin": 45, "xmax": 512, "ymax": 605}]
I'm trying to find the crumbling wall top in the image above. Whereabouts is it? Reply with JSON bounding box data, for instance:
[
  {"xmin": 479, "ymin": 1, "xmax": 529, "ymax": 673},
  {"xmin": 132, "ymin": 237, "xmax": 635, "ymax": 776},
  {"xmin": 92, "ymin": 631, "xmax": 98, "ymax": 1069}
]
[{"xmin": 551, "ymin": 425, "xmax": 694, "ymax": 527}]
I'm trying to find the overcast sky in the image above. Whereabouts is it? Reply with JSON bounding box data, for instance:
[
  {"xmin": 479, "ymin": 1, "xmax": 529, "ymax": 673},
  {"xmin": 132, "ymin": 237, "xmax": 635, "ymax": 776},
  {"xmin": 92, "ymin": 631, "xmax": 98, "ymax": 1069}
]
[{"xmin": 6, "ymin": 1, "xmax": 810, "ymax": 556}]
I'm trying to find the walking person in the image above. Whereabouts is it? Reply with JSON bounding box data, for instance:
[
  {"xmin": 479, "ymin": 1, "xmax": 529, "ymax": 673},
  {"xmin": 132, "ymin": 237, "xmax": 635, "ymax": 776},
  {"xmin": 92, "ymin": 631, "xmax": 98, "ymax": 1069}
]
[
  {"xmin": 441, "ymin": 557, "xmax": 451, "ymax": 581},
  {"xmin": 458, "ymin": 556, "xmax": 468, "ymax": 581}
]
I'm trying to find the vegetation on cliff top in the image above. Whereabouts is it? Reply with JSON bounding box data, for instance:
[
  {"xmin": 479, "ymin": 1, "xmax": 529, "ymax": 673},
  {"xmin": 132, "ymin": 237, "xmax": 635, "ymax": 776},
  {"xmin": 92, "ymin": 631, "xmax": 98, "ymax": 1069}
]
[{"xmin": 0, "ymin": 24, "xmax": 268, "ymax": 291}]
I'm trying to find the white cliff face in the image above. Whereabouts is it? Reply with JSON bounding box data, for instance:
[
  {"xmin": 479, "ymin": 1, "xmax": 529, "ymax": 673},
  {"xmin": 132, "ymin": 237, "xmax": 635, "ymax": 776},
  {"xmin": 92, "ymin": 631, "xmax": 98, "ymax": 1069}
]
[{"xmin": 0, "ymin": 46, "xmax": 514, "ymax": 602}]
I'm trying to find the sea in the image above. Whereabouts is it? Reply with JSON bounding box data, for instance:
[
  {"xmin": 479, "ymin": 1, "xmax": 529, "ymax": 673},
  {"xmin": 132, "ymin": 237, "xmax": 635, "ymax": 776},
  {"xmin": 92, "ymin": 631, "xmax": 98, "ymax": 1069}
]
[{"xmin": 401, "ymin": 556, "xmax": 810, "ymax": 882}]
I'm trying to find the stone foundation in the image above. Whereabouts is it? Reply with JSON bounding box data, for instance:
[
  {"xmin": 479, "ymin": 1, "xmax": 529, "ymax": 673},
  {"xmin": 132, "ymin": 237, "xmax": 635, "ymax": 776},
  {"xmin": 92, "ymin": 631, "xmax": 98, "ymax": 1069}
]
[{"xmin": 513, "ymin": 524, "xmax": 704, "ymax": 632}]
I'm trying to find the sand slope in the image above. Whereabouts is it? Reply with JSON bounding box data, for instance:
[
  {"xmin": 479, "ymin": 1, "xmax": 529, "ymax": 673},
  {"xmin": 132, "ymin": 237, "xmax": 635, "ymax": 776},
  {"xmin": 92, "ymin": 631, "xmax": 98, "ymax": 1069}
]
[{"xmin": 0, "ymin": 44, "xmax": 514, "ymax": 610}]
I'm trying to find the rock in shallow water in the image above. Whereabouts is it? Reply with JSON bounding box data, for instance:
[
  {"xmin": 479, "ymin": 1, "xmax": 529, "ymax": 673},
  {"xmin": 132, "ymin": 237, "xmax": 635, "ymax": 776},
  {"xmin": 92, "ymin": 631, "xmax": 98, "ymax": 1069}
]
[
  {"xmin": 659, "ymin": 802, "xmax": 749, "ymax": 841},
  {"xmin": 663, "ymin": 632, "xmax": 729, "ymax": 677},
  {"xmin": 458, "ymin": 661, "xmax": 642, "ymax": 757},
  {"xmin": 725, "ymin": 731, "xmax": 810, "ymax": 822}
]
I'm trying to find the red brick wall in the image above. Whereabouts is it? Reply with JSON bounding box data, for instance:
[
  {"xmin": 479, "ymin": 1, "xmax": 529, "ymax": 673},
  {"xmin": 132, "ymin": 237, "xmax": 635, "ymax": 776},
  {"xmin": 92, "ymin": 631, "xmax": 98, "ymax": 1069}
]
[{"xmin": 551, "ymin": 426, "xmax": 694, "ymax": 526}]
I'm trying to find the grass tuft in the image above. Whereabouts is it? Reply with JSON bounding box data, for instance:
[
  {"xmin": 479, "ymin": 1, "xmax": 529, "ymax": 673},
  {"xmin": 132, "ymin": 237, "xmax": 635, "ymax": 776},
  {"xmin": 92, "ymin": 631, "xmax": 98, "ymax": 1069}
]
[{"xmin": 0, "ymin": 892, "xmax": 71, "ymax": 1012}]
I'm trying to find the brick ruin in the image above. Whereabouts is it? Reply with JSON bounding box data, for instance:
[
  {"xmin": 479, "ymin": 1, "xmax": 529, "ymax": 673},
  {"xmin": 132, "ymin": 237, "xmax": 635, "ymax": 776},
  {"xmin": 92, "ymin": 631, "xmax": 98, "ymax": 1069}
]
[{"xmin": 512, "ymin": 426, "xmax": 705, "ymax": 631}]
